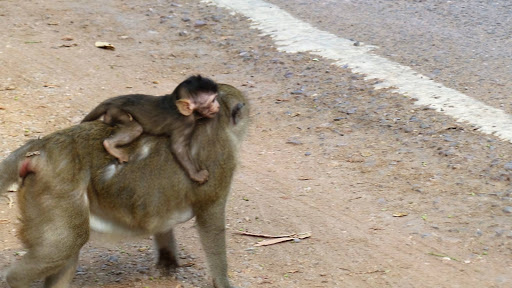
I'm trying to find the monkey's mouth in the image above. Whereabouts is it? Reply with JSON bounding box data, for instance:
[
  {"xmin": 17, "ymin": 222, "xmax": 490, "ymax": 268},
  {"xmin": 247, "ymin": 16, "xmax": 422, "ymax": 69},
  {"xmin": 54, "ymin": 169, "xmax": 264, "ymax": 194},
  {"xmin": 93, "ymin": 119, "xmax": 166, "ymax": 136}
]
[{"xmin": 204, "ymin": 112, "xmax": 218, "ymax": 118}]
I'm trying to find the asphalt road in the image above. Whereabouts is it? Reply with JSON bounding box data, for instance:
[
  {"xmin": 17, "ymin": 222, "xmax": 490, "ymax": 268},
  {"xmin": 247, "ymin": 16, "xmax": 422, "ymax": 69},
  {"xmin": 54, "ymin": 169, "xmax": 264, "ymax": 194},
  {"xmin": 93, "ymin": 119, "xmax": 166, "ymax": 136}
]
[{"xmin": 265, "ymin": 0, "xmax": 512, "ymax": 115}]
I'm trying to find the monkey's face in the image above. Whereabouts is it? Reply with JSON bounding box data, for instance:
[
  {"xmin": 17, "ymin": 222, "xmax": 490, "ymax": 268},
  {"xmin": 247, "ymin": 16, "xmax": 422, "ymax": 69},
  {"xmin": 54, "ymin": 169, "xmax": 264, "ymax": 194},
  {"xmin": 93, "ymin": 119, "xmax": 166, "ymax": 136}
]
[{"xmin": 196, "ymin": 92, "xmax": 220, "ymax": 118}]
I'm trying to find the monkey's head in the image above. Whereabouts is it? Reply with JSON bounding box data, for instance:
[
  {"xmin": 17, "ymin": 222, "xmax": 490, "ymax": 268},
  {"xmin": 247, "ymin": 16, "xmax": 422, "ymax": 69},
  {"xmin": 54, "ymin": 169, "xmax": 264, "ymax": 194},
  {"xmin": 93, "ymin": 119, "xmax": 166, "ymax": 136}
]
[{"xmin": 175, "ymin": 75, "xmax": 220, "ymax": 119}]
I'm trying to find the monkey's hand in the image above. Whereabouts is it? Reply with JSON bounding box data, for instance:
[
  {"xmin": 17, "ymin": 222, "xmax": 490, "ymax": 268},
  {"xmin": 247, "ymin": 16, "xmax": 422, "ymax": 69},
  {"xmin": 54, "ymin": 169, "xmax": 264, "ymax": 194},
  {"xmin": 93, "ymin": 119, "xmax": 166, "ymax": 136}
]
[{"xmin": 191, "ymin": 169, "xmax": 209, "ymax": 184}]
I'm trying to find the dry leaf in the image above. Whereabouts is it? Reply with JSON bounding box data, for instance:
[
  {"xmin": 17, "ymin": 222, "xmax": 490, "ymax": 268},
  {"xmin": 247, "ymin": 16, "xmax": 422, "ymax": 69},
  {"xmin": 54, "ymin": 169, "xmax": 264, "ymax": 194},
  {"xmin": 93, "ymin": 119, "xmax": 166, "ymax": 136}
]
[
  {"xmin": 237, "ymin": 231, "xmax": 295, "ymax": 238},
  {"xmin": 255, "ymin": 237, "xmax": 294, "ymax": 247},
  {"xmin": 237, "ymin": 231, "xmax": 312, "ymax": 247},
  {"xmin": 1, "ymin": 86, "xmax": 16, "ymax": 91},
  {"xmin": 346, "ymin": 155, "xmax": 365, "ymax": 163},
  {"xmin": 59, "ymin": 43, "xmax": 78, "ymax": 48},
  {"xmin": 25, "ymin": 151, "xmax": 41, "ymax": 157},
  {"xmin": 43, "ymin": 84, "xmax": 59, "ymax": 88},
  {"xmin": 360, "ymin": 150, "xmax": 373, "ymax": 157},
  {"xmin": 95, "ymin": 41, "xmax": 115, "ymax": 50},
  {"xmin": 392, "ymin": 212, "xmax": 408, "ymax": 217},
  {"xmin": 0, "ymin": 219, "xmax": 10, "ymax": 224}
]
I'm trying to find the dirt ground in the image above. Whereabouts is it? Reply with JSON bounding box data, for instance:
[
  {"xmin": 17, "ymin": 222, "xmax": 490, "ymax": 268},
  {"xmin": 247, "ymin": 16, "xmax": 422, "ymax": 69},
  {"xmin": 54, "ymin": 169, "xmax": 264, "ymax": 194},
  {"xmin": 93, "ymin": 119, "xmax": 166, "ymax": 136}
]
[{"xmin": 0, "ymin": 0, "xmax": 511, "ymax": 287}]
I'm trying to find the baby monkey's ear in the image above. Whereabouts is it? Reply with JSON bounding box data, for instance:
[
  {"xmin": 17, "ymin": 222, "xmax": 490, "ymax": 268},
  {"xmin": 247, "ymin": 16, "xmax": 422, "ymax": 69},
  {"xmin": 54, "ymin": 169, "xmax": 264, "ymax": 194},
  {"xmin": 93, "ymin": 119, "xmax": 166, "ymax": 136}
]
[{"xmin": 176, "ymin": 99, "xmax": 195, "ymax": 116}]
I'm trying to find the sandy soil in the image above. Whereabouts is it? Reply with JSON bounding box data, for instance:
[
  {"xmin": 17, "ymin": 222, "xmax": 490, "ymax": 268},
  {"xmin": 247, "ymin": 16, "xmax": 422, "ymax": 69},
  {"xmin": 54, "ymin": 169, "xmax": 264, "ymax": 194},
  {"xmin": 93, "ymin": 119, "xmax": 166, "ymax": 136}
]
[{"xmin": 1, "ymin": 0, "xmax": 511, "ymax": 287}]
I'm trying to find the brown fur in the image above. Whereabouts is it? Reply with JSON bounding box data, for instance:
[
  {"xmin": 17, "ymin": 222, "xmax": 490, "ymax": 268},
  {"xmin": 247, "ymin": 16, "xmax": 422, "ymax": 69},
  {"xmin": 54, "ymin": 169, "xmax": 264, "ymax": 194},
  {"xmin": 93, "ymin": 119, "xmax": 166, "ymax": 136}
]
[
  {"xmin": 82, "ymin": 75, "xmax": 220, "ymax": 184},
  {"xmin": 0, "ymin": 84, "xmax": 249, "ymax": 288}
]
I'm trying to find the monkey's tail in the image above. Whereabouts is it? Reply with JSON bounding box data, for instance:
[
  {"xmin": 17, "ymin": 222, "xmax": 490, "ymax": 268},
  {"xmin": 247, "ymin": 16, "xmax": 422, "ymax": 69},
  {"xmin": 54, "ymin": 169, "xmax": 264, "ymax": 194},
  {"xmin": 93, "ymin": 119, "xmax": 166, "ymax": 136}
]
[
  {"xmin": 81, "ymin": 104, "xmax": 109, "ymax": 123},
  {"xmin": 0, "ymin": 140, "xmax": 39, "ymax": 194}
]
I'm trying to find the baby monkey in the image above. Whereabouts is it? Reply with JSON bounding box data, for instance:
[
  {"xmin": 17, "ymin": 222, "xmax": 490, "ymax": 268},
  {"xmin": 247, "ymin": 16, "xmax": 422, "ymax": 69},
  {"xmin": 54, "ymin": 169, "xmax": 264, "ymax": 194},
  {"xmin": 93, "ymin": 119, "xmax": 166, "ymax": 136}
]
[{"xmin": 82, "ymin": 75, "xmax": 219, "ymax": 184}]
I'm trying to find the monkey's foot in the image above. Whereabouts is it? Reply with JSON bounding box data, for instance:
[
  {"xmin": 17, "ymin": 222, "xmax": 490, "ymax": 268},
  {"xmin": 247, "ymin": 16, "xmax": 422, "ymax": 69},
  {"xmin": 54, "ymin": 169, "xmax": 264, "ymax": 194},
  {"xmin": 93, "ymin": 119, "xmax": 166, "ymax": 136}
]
[
  {"xmin": 190, "ymin": 170, "xmax": 209, "ymax": 184},
  {"xmin": 156, "ymin": 249, "xmax": 179, "ymax": 273},
  {"xmin": 116, "ymin": 157, "xmax": 129, "ymax": 164},
  {"xmin": 103, "ymin": 140, "xmax": 129, "ymax": 163}
]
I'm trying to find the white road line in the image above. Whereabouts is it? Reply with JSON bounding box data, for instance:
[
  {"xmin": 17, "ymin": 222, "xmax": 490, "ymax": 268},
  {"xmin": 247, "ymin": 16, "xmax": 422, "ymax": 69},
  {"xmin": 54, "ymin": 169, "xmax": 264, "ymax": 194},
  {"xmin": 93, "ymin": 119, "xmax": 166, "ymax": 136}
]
[{"xmin": 204, "ymin": 0, "xmax": 512, "ymax": 142}]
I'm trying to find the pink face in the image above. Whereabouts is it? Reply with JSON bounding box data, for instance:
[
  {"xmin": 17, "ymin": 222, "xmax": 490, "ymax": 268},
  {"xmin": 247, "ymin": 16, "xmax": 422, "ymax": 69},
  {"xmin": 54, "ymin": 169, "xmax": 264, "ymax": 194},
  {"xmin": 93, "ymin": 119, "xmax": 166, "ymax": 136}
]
[{"xmin": 195, "ymin": 92, "xmax": 220, "ymax": 118}]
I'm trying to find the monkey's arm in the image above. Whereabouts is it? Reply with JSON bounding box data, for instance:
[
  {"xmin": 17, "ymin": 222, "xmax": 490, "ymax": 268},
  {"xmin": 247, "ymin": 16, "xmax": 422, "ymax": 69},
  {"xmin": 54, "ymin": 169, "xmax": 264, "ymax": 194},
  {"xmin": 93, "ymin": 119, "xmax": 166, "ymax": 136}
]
[{"xmin": 169, "ymin": 123, "xmax": 209, "ymax": 184}]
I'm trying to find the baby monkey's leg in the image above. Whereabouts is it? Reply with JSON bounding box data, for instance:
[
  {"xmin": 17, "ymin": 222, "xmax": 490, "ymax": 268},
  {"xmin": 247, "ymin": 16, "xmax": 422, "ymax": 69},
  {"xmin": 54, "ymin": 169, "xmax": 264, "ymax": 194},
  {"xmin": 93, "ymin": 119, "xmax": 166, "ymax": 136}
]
[{"xmin": 103, "ymin": 108, "xmax": 143, "ymax": 163}]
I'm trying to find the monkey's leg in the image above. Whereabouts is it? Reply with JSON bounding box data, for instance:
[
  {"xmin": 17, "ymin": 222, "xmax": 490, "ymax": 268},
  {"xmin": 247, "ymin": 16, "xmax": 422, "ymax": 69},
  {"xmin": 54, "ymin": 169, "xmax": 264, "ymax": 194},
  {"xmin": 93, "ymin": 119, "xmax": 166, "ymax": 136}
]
[
  {"xmin": 7, "ymin": 174, "xmax": 89, "ymax": 288},
  {"xmin": 103, "ymin": 110, "xmax": 143, "ymax": 163},
  {"xmin": 43, "ymin": 252, "xmax": 79, "ymax": 288},
  {"xmin": 171, "ymin": 146, "xmax": 209, "ymax": 184},
  {"xmin": 7, "ymin": 240, "xmax": 83, "ymax": 288},
  {"xmin": 6, "ymin": 252, "xmax": 53, "ymax": 288},
  {"xmin": 154, "ymin": 229, "xmax": 180, "ymax": 273},
  {"xmin": 195, "ymin": 200, "xmax": 234, "ymax": 288}
]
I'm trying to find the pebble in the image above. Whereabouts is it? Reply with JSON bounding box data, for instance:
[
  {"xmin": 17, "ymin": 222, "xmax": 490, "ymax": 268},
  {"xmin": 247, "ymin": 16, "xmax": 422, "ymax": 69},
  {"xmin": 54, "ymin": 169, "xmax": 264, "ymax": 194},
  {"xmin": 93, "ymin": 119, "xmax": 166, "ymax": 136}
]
[
  {"xmin": 409, "ymin": 115, "xmax": 420, "ymax": 122},
  {"xmin": 286, "ymin": 138, "xmax": 303, "ymax": 145},
  {"xmin": 344, "ymin": 107, "xmax": 357, "ymax": 114},
  {"xmin": 438, "ymin": 149, "xmax": 455, "ymax": 156},
  {"xmin": 108, "ymin": 255, "xmax": 119, "ymax": 263},
  {"xmin": 411, "ymin": 184, "xmax": 423, "ymax": 193},
  {"xmin": 503, "ymin": 206, "xmax": 512, "ymax": 214},
  {"xmin": 194, "ymin": 20, "xmax": 207, "ymax": 27},
  {"xmin": 419, "ymin": 122, "xmax": 430, "ymax": 129},
  {"xmin": 160, "ymin": 15, "xmax": 173, "ymax": 23},
  {"xmin": 503, "ymin": 162, "xmax": 512, "ymax": 171},
  {"xmin": 443, "ymin": 135, "xmax": 455, "ymax": 142},
  {"xmin": 76, "ymin": 266, "xmax": 87, "ymax": 274},
  {"xmin": 136, "ymin": 266, "xmax": 149, "ymax": 274},
  {"xmin": 270, "ymin": 58, "xmax": 284, "ymax": 64}
]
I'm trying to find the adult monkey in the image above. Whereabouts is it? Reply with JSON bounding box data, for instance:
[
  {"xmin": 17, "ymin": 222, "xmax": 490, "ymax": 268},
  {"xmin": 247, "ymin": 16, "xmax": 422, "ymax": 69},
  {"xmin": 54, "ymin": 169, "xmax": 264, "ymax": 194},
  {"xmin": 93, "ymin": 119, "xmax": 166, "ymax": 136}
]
[{"xmin": 0, "ymin": 84, "xmax": 249, "ymax": 288}]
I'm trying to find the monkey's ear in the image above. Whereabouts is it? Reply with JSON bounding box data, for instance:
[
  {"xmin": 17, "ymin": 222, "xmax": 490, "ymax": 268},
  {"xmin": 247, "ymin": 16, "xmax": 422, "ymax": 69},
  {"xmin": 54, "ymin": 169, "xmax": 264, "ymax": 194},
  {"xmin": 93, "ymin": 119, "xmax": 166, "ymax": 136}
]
[
  {"xmin": 231, "ymin": 103, "xmax": 245, "ymax": 125},
  {"xmin": 176, "ymin": 99, "xmax": 194, "ymax": 116}
]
